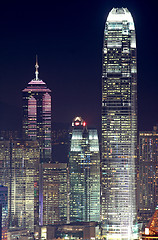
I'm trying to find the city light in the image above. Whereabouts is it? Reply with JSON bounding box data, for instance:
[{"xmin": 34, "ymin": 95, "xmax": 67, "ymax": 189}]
[{"xmin": 0, "ymin": 3, "xmax": 156, "ymax": 240}]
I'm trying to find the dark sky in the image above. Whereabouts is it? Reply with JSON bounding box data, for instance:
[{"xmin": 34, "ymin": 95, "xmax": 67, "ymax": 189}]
[{"xmin": 0, "ymin": 0, "xmax": 157, "ymax": 132}]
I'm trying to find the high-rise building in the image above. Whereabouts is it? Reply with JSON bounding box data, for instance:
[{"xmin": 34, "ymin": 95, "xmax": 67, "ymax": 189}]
[
  {"xmin": 0, "ymin": 139, "xmax": 40, "ymax": 232},
  {"xmin": 69, "ymin": 117, "xmax": 100, "ymax": 222},
  {"xmin": 101, "ymin": 8, "xmax": 137, "ymax": 238},
  {"xmin": 0, "ymin": 185, "xmax": 8, "ymax": 240},
  {"xmin": 0, "ymin": 142, "xmax": 10, "ymax": 188},
  {"xmin": 39, "ymin": 163, "xmax": 68, "ymax": 225},
  {"xmin": 22, "ymin": 57, "xmax": 52, "ymax": 163},
  {"xmin": 138, "ymin": 126, "xmax": 158, "ymax": 227}
]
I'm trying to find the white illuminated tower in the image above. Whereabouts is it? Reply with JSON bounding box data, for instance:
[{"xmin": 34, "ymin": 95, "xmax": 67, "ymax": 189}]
[{"xmin": 101, "ymin": 8, "xmax": 137, "ymax": 239}]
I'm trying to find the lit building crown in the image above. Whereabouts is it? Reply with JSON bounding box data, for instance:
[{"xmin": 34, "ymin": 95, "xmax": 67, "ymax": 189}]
[
  {"xmin": 23, "ymin": 56, "xmax": 51, "ymax": 90},
  {"xmin": 72, "ymin": 116, "xmax": 86, "ymax": 127},
  {"xmin": 22, "ymin": 57, "xmax": 52, "ymax": 163},
  {"xmin": 107, "ymin": 7, "xmax": 134, "ymax": 30},
  {"xmin": 69, "ymin": 117, "xmax": 100, "ymax": 222}
]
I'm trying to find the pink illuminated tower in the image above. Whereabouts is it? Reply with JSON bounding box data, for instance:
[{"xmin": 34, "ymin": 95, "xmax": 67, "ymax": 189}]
[{"xmin": 22, "ymin": 57, "xmax": 52, "ymax": 163}]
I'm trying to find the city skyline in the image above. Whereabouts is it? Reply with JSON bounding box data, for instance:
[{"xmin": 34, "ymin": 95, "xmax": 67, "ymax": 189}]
[
  {"xmin": 0, "ymin": 0, "xmax": 157, "ymax": 133},
  {"xmin": 0, "ymin": 1, "xmax": 157, "ymax": 239}
]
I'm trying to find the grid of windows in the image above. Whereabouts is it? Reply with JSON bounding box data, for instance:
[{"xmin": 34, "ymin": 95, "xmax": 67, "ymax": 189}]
[
  {"xmin": 0, "ymin": 140, "xmax": 40, "ymax": 231},
  {"xmin": 101, "ymin": 8, "xmax": 137, "ymax": 239},
  {"xmin": 39, "ymin": 163, "xmax": 68, "ymax": 225},
  {"xmin": 69, "ymin": 119, "xmax": 100, "ymax": 222},
  {"xmin": 22, "ymin": 68, "xmax": 52, "ymax": 163},
  {"xmin": 0, "ymin": 186, "xmax": 8, "ymax": 240},
  {"xmin": 138, "ymin": 128, "xmax": 158, "ymax": 228}
]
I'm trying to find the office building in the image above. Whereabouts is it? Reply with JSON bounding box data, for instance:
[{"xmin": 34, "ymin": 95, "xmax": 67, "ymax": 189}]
[
  {"xmin": 69, "ymin": 117, "xmax": 100, "ymax": 222},
  {"xmin": 138, "ymin": 126, "xmax": 158, "ymax": 227},
  {"xmin": 22, "ymin": 57, "xmax": 52, "ymax": 163},
  {"xmin": 0, "ymin": 141, "xmax": 10, "ymax": 188},
  {"xmin": 10, "ymin": 140, "xmax": 40, "ymax": 231},
  {"xmin": 0, "ymin": 139, "xmax": 40, "ymax": 232},
  {"xmin": 0, "ymin": 186, "xmax": 8, "ymax": 240},
  {"xmin": 39, "ymin": 163, "xmax": 68, "ymax": 225},
  {"xmin": 101, "ymin": 8, "xmax": 137, "ymax": 238}
]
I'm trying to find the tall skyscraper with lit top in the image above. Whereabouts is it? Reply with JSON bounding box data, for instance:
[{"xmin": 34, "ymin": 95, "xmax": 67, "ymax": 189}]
[
  {"xmin": 101, "ymin": 8, "xmax": 137, "ymax": 239},
  {"xmin": 69, "ymin": 117, "xmax": 100, "ymax": 222},
  {"xmin": 22, "ymin": 57, "xmax": 52, "ymax": 163}
]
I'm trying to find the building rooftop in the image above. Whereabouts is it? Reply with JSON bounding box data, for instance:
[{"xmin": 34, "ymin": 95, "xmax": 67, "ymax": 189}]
[{"xmin": 107, "ymin": 7, "xmax": 134, "ymax": 30}]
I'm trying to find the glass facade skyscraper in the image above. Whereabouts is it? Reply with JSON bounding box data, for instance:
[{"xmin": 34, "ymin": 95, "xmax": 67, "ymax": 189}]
[
  {"xmin": 101, "ymin": 8, "xmax": 137, "ymax": 239},
  {"xmin": 69, "ymin": 117, "xmax": 100, "ymax": 222},
  {"xmin": 22, "ymin": 58, "xmax": 52, "ymax": 163}
]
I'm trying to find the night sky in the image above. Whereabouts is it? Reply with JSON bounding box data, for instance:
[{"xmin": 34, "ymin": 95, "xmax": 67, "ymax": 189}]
[{"xmin": 0, "ymin": 0, "xmax": 157, "ymax": 133}]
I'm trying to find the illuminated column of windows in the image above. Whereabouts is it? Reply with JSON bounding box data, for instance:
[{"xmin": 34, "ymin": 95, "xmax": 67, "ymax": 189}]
[
  {"xmin": 28, "ymin": 96, "xmax": 37, "ymax": 139},
  {"xmin": 101, "ymin": 8, "xmax": 137, "ymax": 239},
  {"xmin": 42, "ymin": 93, "xmax": 52, "ymax": 161}
]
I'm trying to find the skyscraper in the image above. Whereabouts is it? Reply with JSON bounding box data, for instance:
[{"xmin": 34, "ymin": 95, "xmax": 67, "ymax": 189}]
[
  {"xmin": 69, "ymin": 117, "xmax": 100, "ymax": 222},
  {"xmin": 0, "ymin": 185, "xmax": 8, "ymax": 240},
  {"xmin": 39, "ymin": 162, "xmax": 68, "ymax": 225},
  {"xmin": 138, "ymin": 126, "xmax": 158, "ymax": 228},
  {"xmin": 0, "ymin": 139, "xmax": 40, "ymax": 231},
  {"xmin": 101, "ymin": 8, "xmax": 137, "ymax": 239},
  {"xmin": 22, "ymin": 57, "xmax": 52, "ymax": 163}
]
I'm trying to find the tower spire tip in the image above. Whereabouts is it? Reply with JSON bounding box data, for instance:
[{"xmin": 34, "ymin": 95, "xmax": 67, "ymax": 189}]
[{"xmin": 35, "ymin": 55, "xmax": 39, "ymax": 80}]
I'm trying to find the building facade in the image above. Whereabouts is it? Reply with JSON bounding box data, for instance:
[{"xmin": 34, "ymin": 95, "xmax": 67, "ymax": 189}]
[
  {"xmin": 0, "ymin": 185, "xmax": 8, "ymax": 240},
  {"xmin": 39, "ymin": 163, "xmax": 68, "ymax": 226},
  {"xmin": 138, "ymin": 127, "xmax": 158, "ymax": 227},
  {"xmin": 22, "ymin": 58, "xmax": 52, "ymax": 163},
  {"xmin": 0, "ymin": 140, "xmax": 40, "ymax": 232},
  {"xmin": 101, "ymin": 8, "xmax": 137, "ymax": 238},
  {"xmin": 69, "ymin": 117, "xmax": 100, "ymax": 222}
]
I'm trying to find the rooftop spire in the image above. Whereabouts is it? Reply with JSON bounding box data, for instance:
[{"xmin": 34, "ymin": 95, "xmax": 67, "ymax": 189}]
[{"xmin": 35, "ymin": 55, "xmax": 39, "ymax": 80}]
